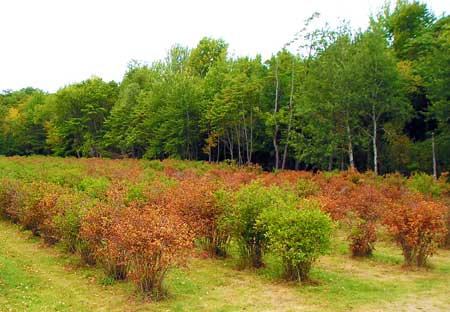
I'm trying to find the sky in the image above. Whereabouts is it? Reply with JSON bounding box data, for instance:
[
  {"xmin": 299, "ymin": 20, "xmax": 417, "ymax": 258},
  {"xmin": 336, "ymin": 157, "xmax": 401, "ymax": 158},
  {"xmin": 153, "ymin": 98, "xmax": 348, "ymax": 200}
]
[{"xmin": 0, "ymin": 0, "xmax": 448, "ymax": 93}]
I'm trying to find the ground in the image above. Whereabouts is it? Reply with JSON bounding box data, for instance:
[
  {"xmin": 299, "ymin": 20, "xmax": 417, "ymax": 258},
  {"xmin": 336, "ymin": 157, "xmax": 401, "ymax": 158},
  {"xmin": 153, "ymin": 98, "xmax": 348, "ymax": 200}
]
[{"xmin": 1, "ymin": 220, "xmax": 449, "ymax": 312}]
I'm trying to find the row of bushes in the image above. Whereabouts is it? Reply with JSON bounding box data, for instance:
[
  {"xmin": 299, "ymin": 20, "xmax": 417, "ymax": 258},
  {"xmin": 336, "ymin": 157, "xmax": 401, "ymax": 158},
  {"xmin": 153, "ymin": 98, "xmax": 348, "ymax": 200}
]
[
  {"xmin": 1, "ymin": 157, "xmax": 449, "ymax": 299},
  {"xmin": 0, "ymin": 174, "xmax": 333, "ymax": 297}
]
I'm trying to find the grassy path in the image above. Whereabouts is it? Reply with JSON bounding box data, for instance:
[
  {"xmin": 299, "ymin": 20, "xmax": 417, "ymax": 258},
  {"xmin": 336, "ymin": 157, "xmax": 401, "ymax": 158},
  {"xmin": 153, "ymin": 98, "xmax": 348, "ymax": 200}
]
[
  {"xmin": 0, "ymin": 221, "xmax": 143, "ymax": 312},
  {"xmin": 1, "ymin": 220, "xmax": 450, "ymax": 311}
]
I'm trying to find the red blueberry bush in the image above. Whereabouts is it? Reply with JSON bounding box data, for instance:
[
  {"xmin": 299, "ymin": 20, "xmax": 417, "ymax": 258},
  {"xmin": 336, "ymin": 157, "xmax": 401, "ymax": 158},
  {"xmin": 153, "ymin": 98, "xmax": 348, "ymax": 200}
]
[
  {"xmin": 107, "ymin": 204, "xmax": 194, "ymax": 299},
  {"xmin": 382, "ymin": 192, "xmax": 448, "ymax": 266}
]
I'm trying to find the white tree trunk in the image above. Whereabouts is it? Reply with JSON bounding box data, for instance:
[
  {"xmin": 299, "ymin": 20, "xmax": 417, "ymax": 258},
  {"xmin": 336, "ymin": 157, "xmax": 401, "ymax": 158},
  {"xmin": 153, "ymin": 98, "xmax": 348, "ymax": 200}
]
[
  {"xmin": 372, "ymin": 104, "xmax": 378, "ymax": 175},
  {"xmin": 347, "ymin": 123, "xmax": 355, "ymax": 170},
  {"xmin": 282, "ymin": 57, "xmax": 295, "ymax": 170},
  {"xmin": 273, "ymin": 60, "xmax": 280, "ymax": 170}
]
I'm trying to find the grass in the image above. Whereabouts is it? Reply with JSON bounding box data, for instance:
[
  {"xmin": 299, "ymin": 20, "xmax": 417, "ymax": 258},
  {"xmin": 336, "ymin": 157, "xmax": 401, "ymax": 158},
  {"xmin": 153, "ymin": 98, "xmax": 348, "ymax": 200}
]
[{"xmin": 1, "ymin": 220, "xmax": 450, "ymax": 312}]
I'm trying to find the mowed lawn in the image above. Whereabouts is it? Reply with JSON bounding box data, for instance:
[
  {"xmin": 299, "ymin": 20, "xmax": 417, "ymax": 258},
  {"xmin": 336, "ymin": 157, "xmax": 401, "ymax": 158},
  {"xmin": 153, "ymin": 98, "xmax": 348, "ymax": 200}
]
[{"xmin": 1, "ymin": 220, "xmax": 449, "ymax": 312}]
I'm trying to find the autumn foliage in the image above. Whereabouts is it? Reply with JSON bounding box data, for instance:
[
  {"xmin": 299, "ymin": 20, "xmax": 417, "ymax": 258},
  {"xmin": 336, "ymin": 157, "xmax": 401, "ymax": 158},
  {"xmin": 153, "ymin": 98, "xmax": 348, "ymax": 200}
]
[
  {"xmin": 108, "ymin": 204, "xmax": 194, "ymax": 298},
  {"xmin": 1, "ymin": 157, "xmax": 450, "ymax": 297},
  {"xmin": 382, "ymin": 192, "xmax": 448, "ymax": 266},
  {"xmin": 317, "ymin": 174, "xmax": 384, "ymax": 256}
]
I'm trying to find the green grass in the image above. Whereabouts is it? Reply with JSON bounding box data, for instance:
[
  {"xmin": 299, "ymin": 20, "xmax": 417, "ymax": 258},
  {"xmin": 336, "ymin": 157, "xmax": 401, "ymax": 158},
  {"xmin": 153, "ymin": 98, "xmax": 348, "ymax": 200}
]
[{"xmin": 1, "ymin": 220, "xmax": 450, "ymax": 312}]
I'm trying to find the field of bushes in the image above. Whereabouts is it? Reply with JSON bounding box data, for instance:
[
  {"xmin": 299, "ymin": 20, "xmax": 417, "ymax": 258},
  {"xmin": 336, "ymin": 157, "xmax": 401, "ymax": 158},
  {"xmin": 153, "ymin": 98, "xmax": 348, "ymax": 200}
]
[{"xmin": 1, "ymin": 156, "xmax": 450, "ymax": 310}]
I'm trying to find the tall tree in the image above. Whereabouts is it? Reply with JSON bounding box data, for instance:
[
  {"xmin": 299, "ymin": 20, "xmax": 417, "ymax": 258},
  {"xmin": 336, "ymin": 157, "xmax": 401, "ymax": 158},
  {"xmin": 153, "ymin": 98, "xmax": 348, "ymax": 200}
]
[
  {"xmin": 50, "ymin": 77, "xmax": 118, "ymax": 157},
  {"xmin": 353, "ymin": 29, "xmax": 410, "ymax": 174}
]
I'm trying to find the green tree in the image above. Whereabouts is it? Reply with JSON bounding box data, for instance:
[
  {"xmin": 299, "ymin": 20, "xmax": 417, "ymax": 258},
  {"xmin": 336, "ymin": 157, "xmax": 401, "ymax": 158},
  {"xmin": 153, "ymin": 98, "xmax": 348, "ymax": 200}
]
[
  {"xmin": 352, "ymin": 29, "xmax": 410, "ymax": 174},
  {"xmin": 103, "ymin": 63, "xmax": 158, "ymax": 157},
  {"xmin": 50, "ymin": 77, "xmax": 118, "ymax": 157},
  {"xmin": 188, "ymin": 37, "xmax": 228, "ymax": 78}
]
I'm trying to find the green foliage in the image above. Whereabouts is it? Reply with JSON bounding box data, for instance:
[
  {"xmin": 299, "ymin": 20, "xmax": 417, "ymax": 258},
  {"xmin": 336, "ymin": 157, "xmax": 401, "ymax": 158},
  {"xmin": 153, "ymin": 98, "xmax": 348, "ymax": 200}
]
[
  {"xmin": 296, "ymin": 179, "xmax": 320, "ymax": 198},
  {"xmin": 377, "ymin": 0, "xmax": 435, "ymax": 60},
  {"xmin": 0, "ymin": 89, "xmax": 49, "ymax": 155},
  {"xmin": 1, "ymin": 14, "xmax": 449, "ymax": 175},
  {"xmin": 221, "ymin": 182, "xmax": 296, "ymax": 268},
  {"xmin": 188, "ymin": 37, "xmax": 228, "ymax": 77},
  {"xmin": 260, "ymin": 199, "xmax": 333, "ymax": 282},
  {"xmin": 77, "ymin": 177, "xmax": 110, "ymax": 199},
  {"xmin": 407, "ymin": 172, "xmax": 441, "ymax": 198},
  {"xmin": 53, "ymin": 193, "xmax": 94, "ymax": 253},
  {"xmin": 49, "ymin": 78, "xmax": 118, "ymax": 157}
]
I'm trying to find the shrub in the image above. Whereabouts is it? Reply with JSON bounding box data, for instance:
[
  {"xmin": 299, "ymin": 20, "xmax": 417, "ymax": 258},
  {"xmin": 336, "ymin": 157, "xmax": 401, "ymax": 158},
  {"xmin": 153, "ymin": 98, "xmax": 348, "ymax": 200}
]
[
  {"xmin": 21, "ymin": 182, "xmax": 65, "ymax": 244},
  {"xmin": 0, "ymin": 178, "xmax": 28, "ymax": 223},
  {"xmin": 316, "ymin": 176, "xmax": 353, "ymax": 220},
  {"xmin": 259, "ymin": 200, "xmax": 333, "ymax": 282},
  {"xmin": 140, "ymin": 177, "xmax": 223, "ymax": 256},
  {"xmin": 444, "ymin": 208, "xmax": 450, "ymax": 248},
  {"xmin": 346, "ymin": 185, "xmax": 384, "ymax": 257},
  {"xmin": 208, "ymin": 168, "xmax": 258, "ymax": 191},
  {"xmin": 211, "ymin": 189, "xmax": 235, "ymax": 257},
  {"xmin": 109, "ymin": 204, "xmax": 194, "ymax": 299},
  {"xmin": 79, "ymin": 201, "xmax": 124, "ymax": 275},
  {"xmin": 164, "ymin": 177, "xmax": 221, "ymax": 244},
  {"xmin": 77, "ymin": 176, "xmax": 110, "ymax": 199},
  {"xmin": 407, "ymin": 173, "xmax": 441, "ymax": 198},
  {"xmin": 382, "ymin": 192, "xmax": 448, "ymax": 266},
  {"xmin": 53, "ymin": 192, "xmax": 93, "ymax": 253},
  {"xmin": 296, "ymin": 179, "xmax": 320, "ymax": 198},
  {"xmin": 223, "ymin": 182, "xmax": 268, "ymax": 268},
  {"xmin": 260, "ymin": 171, "xmax": 312, "ymax": 189},
  {"xmin": 221, "ymin": 182, "xmax": 296, "ymax": 268},
  {"xmin": 317, "ymin": 177, "xmax": 384, "ymax": 257}
]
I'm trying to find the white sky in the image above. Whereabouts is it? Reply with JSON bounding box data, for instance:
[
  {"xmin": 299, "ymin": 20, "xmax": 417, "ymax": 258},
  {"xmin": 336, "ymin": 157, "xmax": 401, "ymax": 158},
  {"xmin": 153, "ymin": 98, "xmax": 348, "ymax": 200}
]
[{"xmin": 0, "ymin": 0, "xmax": 448, "ymax": 93}]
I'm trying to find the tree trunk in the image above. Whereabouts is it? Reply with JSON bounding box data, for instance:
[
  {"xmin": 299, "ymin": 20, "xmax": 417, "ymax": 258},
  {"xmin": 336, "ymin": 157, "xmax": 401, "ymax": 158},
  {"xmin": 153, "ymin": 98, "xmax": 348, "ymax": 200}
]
[
  {"xmin": 273, "ymin": 59, "xmax": 280, "ymax": 170},
  {"xmin": 226, "ymin": 130, "xmax": 234, "ymax": 161},
  {"xmin": 242, "ymin": 114, "xmax": 249, "ymax": 164},
  {"xmin": 208, "ymin": 132, "xmax": 212, "ymax": 163},
  {"xmin": 346, "ymin": 122, "xmax": 355, "ymax": 170},
  {"xmin": 236, "ymin": 125, "xmax": 242, "ymax": 165},
  {"xmin": 372, "ymin": 104, "xmax": 378, "ymax": 175},
  {"xmin": 282, "ymin": 57, "xmax": 295, "ymax": 170},
  {"xmin": 432, "ymin": 131, "xmax": 437, "ymax": 180}
]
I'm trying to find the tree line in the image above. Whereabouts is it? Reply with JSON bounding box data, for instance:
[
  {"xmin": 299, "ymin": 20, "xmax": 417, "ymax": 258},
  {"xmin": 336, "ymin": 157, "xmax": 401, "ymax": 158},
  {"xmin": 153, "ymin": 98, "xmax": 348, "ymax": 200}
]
[{"xmin": 1, "ymin": 1, "xmax": 449, "ymax": 175}]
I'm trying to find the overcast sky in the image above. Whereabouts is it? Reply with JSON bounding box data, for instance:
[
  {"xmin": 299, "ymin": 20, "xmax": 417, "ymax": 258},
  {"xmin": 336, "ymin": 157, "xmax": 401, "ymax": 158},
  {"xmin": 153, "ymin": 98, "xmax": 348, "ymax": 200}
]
[{"xmin": 0, "ymin": 0, "xmax": 448, "ymax": 92}]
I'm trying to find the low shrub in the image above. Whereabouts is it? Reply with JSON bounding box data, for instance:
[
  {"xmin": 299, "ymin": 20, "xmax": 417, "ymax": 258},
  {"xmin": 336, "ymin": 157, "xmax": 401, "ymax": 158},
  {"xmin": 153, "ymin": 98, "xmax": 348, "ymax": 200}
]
[
  {"xmin": 21, "ymin": 182, "xmax": 65, "ymax": 244},
  {"xmin": 222, "ymin": 182, "xmax": 268, "ymax": 268},
  {"xmin": 221, "ymin": 182, "xmax": 296, "ymax": 268},
  {"xmin": 79, "ymin": 201, "xmax": 124, "ymax": 274},
  {"xmin": 0, "ymin": 178, "xmax": 28, "ymax": 223},
  {"xmin": 382, "ymin": 192, "xmax": 448, "ymax": 266},
  {"xmin": 346, "ymin": 185, "xmax": 384, "ymax": 257},
  {"xmin": 407, "ymin": 173, "xmax": 441, "ymax": 198},
  {"xmin": 317, "ymin": 179, "xmax": 383, "ymax": 257},
  {"xmin": 259, "ymin": 199, "xmax": 333, "ymax": 282},
  {"xmin": 109, "ymin": 204, "xmax": 194, "ymax": 299},
  {"xmin": 53, "ymin": 192, "xmax": 93, "ymax": 253},
  {"xmin": 296, "ymin": 179, "xmax": 320, "ymax": 198},
  {"xmin": 163, "ymin": 177, "xmax": 223, "ymax": 256},
  {"xmin": 77, "ymin": 176, "xmax": 110, "ymax": 199}
]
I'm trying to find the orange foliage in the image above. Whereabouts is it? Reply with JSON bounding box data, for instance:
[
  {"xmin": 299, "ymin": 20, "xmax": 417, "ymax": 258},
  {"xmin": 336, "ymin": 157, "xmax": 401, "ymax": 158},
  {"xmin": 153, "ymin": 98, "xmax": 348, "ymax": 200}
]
[
  {"xmin": 382, "ymin": 192, "xmax": 448, "ymax": 266},
  {"xmin": 108, "ymin": 204, "xmax": 194, "ymax": 298},
  {"xmin": 0, "ymin": 178, "xmax": 28, "ymax": 223},
  {"xmin": 260, "ymin": 170, "xmax": 312, "ymax": 188},
  {"xmin": 21, "ymin": 182, "xmax": 65, "ymax": 244}
]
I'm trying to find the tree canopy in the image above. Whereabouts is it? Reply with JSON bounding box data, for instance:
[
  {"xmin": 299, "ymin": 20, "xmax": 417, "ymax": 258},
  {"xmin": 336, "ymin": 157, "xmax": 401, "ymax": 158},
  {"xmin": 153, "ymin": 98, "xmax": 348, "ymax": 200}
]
[{"xmin": 1, "ymin": 2, "xmax": 449, "ymax": 175}]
